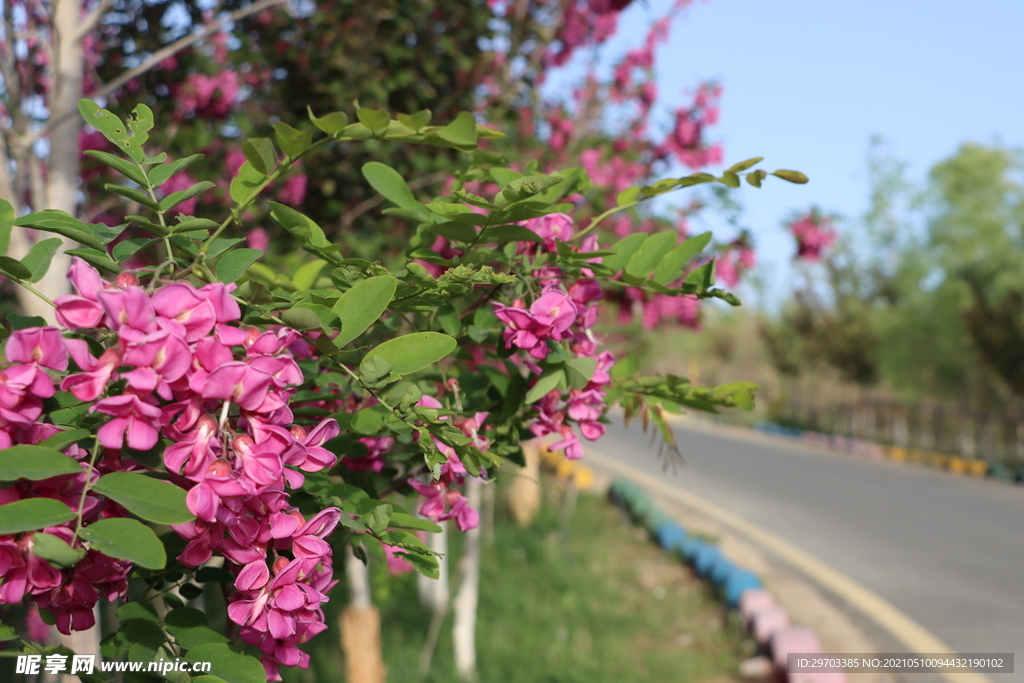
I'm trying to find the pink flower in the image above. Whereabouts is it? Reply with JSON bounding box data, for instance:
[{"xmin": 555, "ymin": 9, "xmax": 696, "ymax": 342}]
[
  {"xmin": 91, "ymin": 394, "xmax": 163, "ymax": 451},
  {"xmin": 6, "ymin": 327, "xmax": 68, "ymax": 371}
]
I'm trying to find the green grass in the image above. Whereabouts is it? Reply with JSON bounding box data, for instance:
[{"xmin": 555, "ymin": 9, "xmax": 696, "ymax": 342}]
[{"xmin": 287, "ymin": 478, "xmax": 745, "ymax": 683}]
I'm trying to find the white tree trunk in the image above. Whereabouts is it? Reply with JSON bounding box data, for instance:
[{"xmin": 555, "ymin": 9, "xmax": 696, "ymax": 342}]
[
  {"xmin": 418, "ymin": 519, "xmax": 449, "ymax": 612},
  {"xmin": 452, "ymin": 478, "xmax": 482, "ymax": 681}
]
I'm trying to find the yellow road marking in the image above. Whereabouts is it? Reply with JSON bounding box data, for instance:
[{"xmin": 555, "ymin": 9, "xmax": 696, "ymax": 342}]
[{"xmin": 585, "ymin": 446, "xmax": 995, "ymax": 683}]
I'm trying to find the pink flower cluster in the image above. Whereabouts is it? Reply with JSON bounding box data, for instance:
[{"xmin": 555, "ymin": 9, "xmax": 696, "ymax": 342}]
[
  {"xmin": 788, "ymin": 211, "xmax": 836, "ymax": 262},
  {"xmin": 0, "ymin": 257, "xmax": 343, "ymax": 679},
  {"xmin": 491, "ymin": 213, "xmax": 614, "ymax": 459},
  {"xmin": 0, "ymin": 323, "xmax": 138, "ymax": 635},
  {"xmin": 655, "ymin": 83, "xmax": 723, "ymax": 170},
  {"xmin": 406, "ymin": 396, "xmax": 487, "ymax": 532}
]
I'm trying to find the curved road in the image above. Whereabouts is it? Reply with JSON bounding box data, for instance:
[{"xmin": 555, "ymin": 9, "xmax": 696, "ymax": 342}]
[{"xmin": 597, "ymin": 418, "xmax": 1024, "ymax": 671}]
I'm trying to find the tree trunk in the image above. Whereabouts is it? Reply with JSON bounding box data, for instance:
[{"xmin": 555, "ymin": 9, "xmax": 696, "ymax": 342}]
[
  {"xmin": 452, "ymin": 478, "xmax": 482, "ymax": 681},
  {"xmin": 417, "ymin": 519, "xmax": 449, "ymax": 612},
  {"xmin": 508, "ymin": 438, "xmax": 542, "ymax": 526},
  {"xmin": 340, "ymin": 546, "xmax": 385, "ymax": 683}
]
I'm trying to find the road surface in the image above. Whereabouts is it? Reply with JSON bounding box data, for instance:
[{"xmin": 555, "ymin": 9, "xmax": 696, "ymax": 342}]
[{"xmin": 597, "ymin": 418, "xmax": 1024, "ymax": 670}]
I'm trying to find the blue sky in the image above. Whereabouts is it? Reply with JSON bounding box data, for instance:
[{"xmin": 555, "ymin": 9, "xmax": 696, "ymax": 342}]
[{"xmin": 547, "ymin": 0, "xmax": 1024, "ymax": 307}]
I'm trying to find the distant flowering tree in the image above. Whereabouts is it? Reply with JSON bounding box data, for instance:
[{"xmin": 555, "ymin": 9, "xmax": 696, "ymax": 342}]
[
  {"xmin": 787, "ymin": 208, "xmax": 838, "ymax": 262},
  {"xmin": 0, "ymin": 99, "xmax": 804, "ymax": 680}
]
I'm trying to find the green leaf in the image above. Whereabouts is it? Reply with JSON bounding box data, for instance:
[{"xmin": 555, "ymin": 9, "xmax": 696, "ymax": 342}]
[
  {"xmin": 147, "ymin": 154, "xmax": 204, "ymax": 188},
  {"xmin": 116, "ymin": 602, "xmax": 159, "ymax": 623},
  {"xmin": 84, "ymin": 150, "xmax": 149, "ymax": 187},
  {"xmin": 307, "ymin": 107, "xmax": 349, "ymax": 134},
  {"xmin": 32, "ymin": 532, "xmax": 86, "ymax": 568},
  {"xmin": 719, "ymin": 171, "xmax": 741, "ymax": 188},
  {"xmin": 106, "ymin": 183, "xmax": 160, "ymax": 211},
  {"xmin": 112, "ymin": 237, "xmax": 158, "ymax": 262},
  {"xmin": 216, "ymin": 249, "xmax": 263, "ymax": 283},
  {"xmin": 273, "ymin": 122, "xmax": 313, "ymax": 158},
  {"xmin": 565, "ymin": 356, "xmax": 597, "ymax": 390},
  {"xmin": 685, "ymin": 259, "xmax": 715, "ymax": 288},
  {"xmin": 229, "ymin": 162, "xmax": 267, "ymax": 205},
  {"xmin": 625, "ymin": 231, "xmax": 678, "ymax": 280},
  {"xmin": 746, "ymin": 169, "xmax": 767, "ymax": 188},
  {"xmin": 92, "ymin": 472, "xmax": 194, "ymax": 524},
  {"xmin": 0, "ymin": 199, "xmax": 13, "ymax": 255},
  {"xmin": 332, "ymin": 275, "xmax": 398, "ymax": 347},
  {"xmin": 14, "ymin": 210, "xmax": 105, "ymax": 251},
  {"xmin": 269, "ymin": 202, "xmax": 328, "ymax": 247},
  {"xmin": 0, "ymin": 255, "xmax": 32, "ymax": 279},
  {"xmin": 389, "ymin": 512, "xmax": 442, "ymax": 533},
  {"xmin": 478, "ymin": 225, "xmax": 542, "ymax": 243},
  {"xmin": 350, "ymin": 404, "xmax": 390, "ymax": 434},
  {"xmin": 726, "ymin": 157, "xmax": 763, "ymax": 174},
  {"xmin": 356, "ymin": 107, "xmax": 391, "ymax": 134},
  {"xmin": 772, "ymin": 169, "xmax": 809, "ymax": 184},
  {"xmin": 359, "ymin": 355, "xmax": 393, "ymax": 388},
  {"xmin": 362, "ymin": 162, "xmax": 422, "ymax": 212},
  {"xmin": 0, "ymin": 498, "xmax": 75, "ymax": 534},
  {"xmin": 616, "ymin": 187, "xmax": 640, "ymax": 206},
  {"xmin": 437, "ymin": 112, "xmax": 478, "ymax": 147},
  {"xmin": 422, "ymin": 222, "xmax": 478, "ymax": 243},
  {"xmin": 601, "ymin": 233, "xmax": 647, "ymax": 273},
  {"xmin": 184, "ymin": 644, "xmax": 267, "ymax": 683},
  {"xmin": 653, "ymin": 231, "xmax": 712, "ymax": 285},
  {"xmin": 525, "ymin": 367, "xmax": 565, "ymax": 404},
  {"xmin": 93, "ymin": 221, "xmax": 130, "ymax": 244},
  {"xmin": 437, "ymin": 303, "xmax": 461, "ymax": 336},
  {"xmin": 160, "ymin": 180, "xmax": 215, "ymax": 212},
  {"xmin": 8, "ymin": 314, "xmax": 47, "ymax": 330},
  {"xmin": 281, "ymin": 307, "xmax": 324, "ymax": 332},
  {"xmin": 64, "ymin": 248, "xmax": 120, "ymax": 276},
  {"xmin": 205, "ymin": 237, "xmax": 246, "ymax": 259},
  {"xmin": 174, "ymin": 625, "xmax": 230, "ymax": 649},
  {"xmin": 38, "ymin": 428, "xmax": 91, "ymax": 452},
  {"xmin": 291, "ymin": 259, "xmax": 328, "ymax": 291},
  {"xmin": 363, "ymin": 332, "xmax": 457, "ymax": 377},
  {"xmin": 0, "ymin": 445, "xmax": 82, "ymax": 480},
  {"xmin": 241, "ymin": 138, "xmax": 278, "ymax": 175},
  {"xmin": 80, "ymin": 518, "xmax": 166, "ymax": 569},
  {"xmin": 396, "ymin": 109, "xmax": 431, "ymax": 131},
  {"xmin": 364, "ymin": 503, "xmax": 392, "ymax": 535}
]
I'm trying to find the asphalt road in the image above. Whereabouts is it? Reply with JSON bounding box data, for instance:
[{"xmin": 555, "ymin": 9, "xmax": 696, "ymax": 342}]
[{"xmin": 598, "ymin": 418, "xmax": 1024, "ymax": 665}]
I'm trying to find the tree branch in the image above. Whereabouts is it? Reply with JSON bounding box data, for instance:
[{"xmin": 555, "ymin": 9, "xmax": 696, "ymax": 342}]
[
  {"xmin": 76, "ymin": 0, "xmax": 115, "ymax": 41},
  {"xmin": 28, "ymin": 0, "xmax": 288, "ymax": 147}
]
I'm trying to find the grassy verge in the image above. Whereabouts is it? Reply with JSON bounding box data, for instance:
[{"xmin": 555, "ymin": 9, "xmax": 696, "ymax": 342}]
[{"xmin": 288, "ymin": 476, "xmax": 745, "ymax": 683}]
